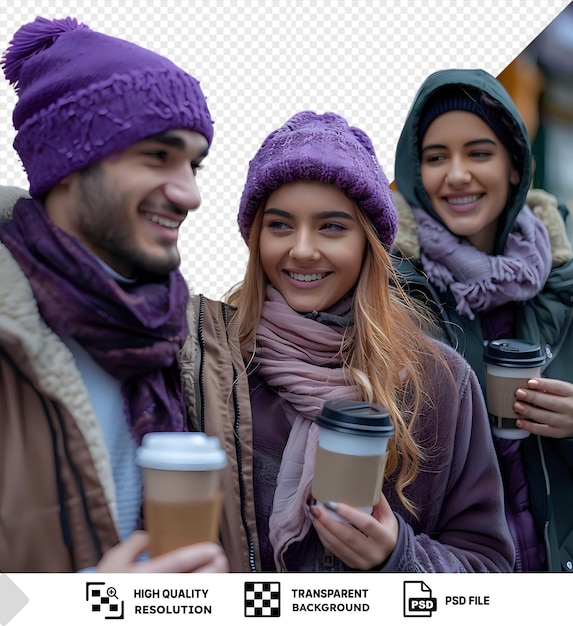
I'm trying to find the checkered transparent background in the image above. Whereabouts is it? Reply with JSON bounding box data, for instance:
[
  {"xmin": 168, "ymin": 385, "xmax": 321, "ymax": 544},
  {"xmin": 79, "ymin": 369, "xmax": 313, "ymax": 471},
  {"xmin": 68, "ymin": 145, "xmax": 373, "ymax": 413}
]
[{"xmin": 0, "ymin": 0, "xmax": 568, "ymax": 298}]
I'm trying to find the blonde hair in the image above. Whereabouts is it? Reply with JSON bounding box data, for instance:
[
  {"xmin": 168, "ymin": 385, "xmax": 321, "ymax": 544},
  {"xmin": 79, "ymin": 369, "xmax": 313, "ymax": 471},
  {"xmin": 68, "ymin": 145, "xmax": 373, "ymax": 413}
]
[{"xmin": 226, "ymin": 199, "xmax": 449, "ymax": 516}]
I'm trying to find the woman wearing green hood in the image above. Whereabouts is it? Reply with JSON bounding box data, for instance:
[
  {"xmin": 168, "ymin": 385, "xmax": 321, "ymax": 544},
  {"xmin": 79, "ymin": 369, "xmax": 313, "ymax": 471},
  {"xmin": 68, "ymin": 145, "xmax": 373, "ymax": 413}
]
[{"xmin": 393, "ymin": 68, "xmax": 573, "ymax": 572}]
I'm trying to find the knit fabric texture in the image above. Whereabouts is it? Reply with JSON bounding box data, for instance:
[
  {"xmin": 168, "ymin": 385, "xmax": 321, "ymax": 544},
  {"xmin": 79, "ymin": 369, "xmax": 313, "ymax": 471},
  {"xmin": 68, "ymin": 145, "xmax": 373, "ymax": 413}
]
[
  {"xmin": 418, "ymin": 84, "xmax": 517, "ymax": 159},
  {"xmin": 237, "ymin": 111, "xmax": 398, "ymax": 250},
  {"xmin": 2, "ymin": 16, "xmax": 214, "ymax": 197}
]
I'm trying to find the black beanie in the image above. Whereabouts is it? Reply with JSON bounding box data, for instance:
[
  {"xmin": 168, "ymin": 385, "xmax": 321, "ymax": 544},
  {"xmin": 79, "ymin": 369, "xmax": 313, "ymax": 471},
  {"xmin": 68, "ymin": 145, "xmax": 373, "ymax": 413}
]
[{"xmin": 418, "ymin": 85, "xmax": 518, "ymax": 164}]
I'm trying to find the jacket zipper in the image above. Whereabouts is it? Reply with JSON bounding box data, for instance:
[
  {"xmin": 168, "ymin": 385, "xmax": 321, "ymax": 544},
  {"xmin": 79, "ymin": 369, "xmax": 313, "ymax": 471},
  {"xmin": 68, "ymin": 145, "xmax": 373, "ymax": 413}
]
[
  {"xmin": 196, "ymin": 298, "xmax": 257, "ymax": 572},
  {"xmin": 197, "ymin": 295, "xmax": 206, "ymax": 433},
  {"xmin": 231, "ymin": 359, "xmax": 257, "ymax": 572},
  {"xmin": 220, "ymin": 303, "xmax": 257, "ymax": 572}
]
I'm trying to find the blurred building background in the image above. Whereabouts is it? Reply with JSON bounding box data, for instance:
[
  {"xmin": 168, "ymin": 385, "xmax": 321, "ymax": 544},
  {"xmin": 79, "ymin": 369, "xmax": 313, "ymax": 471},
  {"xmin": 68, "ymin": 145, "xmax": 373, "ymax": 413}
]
[{"xmin": 498, "ymin": 1, "xmax": 573, "ymax": 239}]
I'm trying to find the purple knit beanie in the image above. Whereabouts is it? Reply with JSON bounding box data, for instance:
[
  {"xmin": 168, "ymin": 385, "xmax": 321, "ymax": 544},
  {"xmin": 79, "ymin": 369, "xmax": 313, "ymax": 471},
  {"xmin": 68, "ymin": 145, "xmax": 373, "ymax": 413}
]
[
  {"xmin": 237, "ymin": 111, "xmax": 398, "ymax": 250},
  {"xmin": 2, "ymin": 17, "xmax": 214, "ymax": 197}
]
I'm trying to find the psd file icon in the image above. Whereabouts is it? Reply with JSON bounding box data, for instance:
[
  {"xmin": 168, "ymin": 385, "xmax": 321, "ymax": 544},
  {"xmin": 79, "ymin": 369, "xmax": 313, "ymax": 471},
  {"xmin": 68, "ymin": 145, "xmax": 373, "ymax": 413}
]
[{"xmin": 403, "ymin": 581, "xmax": 437, "ymax": 617}]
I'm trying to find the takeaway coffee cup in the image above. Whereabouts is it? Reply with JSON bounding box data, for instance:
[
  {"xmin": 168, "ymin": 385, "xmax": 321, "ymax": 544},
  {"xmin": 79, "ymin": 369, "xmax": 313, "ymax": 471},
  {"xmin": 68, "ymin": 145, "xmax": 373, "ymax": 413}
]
[
  {"xmin": 483, "ymin": 339, "xmax": 546, "ymax": 440},
  {"xmin": 312, "ymin": 399, "xmax": 394, "ymax": 521},
  {"xmin": 136, "ymin": 432, "xmax": 226, "ymax": 557}
]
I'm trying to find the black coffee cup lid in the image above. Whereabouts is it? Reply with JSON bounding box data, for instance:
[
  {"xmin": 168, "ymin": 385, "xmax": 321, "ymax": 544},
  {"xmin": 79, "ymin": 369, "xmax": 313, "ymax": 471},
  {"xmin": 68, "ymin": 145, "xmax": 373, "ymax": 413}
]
[
  {"xmin": 483, "ymin": 339, "xmax": 546, "ymax": 368},
  {"xmin": 317, "ymin": 399, "xmax": 394, "ymax": 437}
]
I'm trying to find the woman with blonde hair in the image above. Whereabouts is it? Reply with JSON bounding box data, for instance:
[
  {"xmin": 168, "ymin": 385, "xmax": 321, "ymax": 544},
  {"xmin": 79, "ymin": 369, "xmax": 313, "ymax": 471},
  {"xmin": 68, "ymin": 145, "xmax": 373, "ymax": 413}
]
[{"xmin": 227, "ymin": 111, "xmax": 514, "ymax": 572}]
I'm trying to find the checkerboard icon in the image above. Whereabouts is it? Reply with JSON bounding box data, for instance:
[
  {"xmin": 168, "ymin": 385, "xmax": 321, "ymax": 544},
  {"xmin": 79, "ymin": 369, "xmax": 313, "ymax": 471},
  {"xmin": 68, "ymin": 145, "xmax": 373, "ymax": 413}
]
[{"xmin": 244, "ymin": 581, "xmax": 281, "ymax": 617}]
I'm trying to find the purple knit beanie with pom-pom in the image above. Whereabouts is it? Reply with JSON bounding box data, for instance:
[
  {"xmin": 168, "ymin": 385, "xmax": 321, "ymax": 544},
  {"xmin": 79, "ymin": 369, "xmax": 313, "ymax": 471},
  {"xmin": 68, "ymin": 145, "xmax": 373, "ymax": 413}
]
[
  {"xmin": 237, "ymin": 111, "xmax": 398, "ymax": 250},
  {"xmin": 1, "ymin": 16, "xmax": 214, "ymax": 197}
]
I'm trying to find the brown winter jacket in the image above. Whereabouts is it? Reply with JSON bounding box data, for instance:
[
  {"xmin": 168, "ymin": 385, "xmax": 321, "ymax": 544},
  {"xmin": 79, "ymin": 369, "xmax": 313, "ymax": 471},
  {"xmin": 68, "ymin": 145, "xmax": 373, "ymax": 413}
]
[
  {"xmin": 0, "ymin": 188, "xmax": 259, "ymax": 572},
  {"xmin": 181, "ymin": 296, "xmax": 260, "ymax": 573}
]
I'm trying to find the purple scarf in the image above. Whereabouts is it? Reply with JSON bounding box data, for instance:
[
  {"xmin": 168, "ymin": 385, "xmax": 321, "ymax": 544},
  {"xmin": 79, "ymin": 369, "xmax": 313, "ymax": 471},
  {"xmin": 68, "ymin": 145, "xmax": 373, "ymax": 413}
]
[
  {"xmin": 413, "ymin": 205, "xmax": 552, "ymax": 320},
  {"xmin": 0, "ymin": 198, "xmax": 189, "ymax": 443},
  {"xmin": 253, "ymin": 285, "xmax": 357, "ymax": 571}
]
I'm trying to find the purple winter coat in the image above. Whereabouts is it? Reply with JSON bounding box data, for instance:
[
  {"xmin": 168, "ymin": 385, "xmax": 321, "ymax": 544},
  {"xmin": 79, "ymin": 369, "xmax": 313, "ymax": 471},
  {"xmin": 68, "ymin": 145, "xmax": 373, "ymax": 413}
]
[{"xmin": 250, "ymin": 340, "xmax": 515, "ymax": 572}]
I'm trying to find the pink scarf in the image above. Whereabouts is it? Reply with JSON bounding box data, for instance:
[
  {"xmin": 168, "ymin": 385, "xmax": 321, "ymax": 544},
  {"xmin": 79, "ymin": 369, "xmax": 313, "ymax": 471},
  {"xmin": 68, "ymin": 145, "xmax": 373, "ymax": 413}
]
[
  {"xmin": 413, "ymin": 205, "xmax": 552, "ymax": 320},
  {"xmin": 253, "ymin": 286, "xmax": 357, "ymax": 571}
]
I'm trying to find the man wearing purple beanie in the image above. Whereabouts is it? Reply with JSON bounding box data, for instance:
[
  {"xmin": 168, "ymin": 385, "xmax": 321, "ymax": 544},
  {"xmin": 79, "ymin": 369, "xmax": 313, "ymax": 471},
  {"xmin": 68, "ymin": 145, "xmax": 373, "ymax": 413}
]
[{"xmin": 0, "ymin": 17, "xmax": 257, "ymax": 573}]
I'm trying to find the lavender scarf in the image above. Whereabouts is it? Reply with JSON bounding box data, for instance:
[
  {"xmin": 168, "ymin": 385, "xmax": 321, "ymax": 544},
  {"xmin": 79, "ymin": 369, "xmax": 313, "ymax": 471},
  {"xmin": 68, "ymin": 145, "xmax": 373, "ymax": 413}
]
[
  {"xmin": 253, "ymin": 285, "xmax": 357, "ymax": 571},
  {"xmin": 413, "ymin": 205, "xmax": 552, "ymax": 320},
  {"xmin": 0, "ymin": 198, "xmax": 189, "ymax": 443}
]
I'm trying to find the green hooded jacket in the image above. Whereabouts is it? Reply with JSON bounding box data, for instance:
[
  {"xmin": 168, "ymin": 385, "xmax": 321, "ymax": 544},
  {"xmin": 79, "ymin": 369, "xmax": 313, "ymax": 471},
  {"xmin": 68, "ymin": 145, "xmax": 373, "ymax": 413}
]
[
  {"xmin": 393, "ymin": 68, "xmax": 573, "ymax": 573},
  {"xmin": 396, "ymin": 68, "xmax": 533, "ymax": 256}
]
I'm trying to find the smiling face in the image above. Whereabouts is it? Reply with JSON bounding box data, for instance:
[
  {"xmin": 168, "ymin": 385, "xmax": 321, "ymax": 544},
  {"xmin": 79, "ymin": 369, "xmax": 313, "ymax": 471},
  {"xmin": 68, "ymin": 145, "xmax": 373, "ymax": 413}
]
[
  {"xmin": 45, "ymin": 129, "xmax": 209, "ymax": 277},
  {"xmin": 259, "ymin": 180, "xmax": 367, "ymax": 313},
  {"xmin": 420, "ymin": 110, "xmax": 519, "ymax": 253}
]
